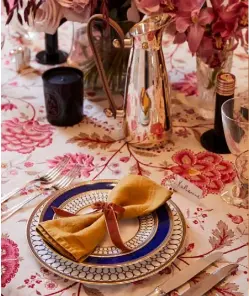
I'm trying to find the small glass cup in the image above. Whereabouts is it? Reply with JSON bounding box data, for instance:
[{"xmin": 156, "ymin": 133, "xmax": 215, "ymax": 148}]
[
  {"xmin": 222, "ymin": 98, "xmax": 249, "ymax": 155},
  {"xmin": 221, "ymin": 98, "xmax": 249, "ymax": 207},
  {"xmin": 221, "ymin": 150, "xmax": 249, "ymax": 208}
]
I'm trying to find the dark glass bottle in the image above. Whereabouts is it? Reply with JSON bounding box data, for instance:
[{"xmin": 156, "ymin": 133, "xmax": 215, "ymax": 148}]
[{"xmin": 200, "ymin": 73, "xmax": 236, "ymax": 154}]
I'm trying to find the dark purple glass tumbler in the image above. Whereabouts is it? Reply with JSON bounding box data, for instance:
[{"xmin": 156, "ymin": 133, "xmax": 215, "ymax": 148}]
[{"xmin": 42, "ymin": 67, "xmax": 83, "ymax": 126}]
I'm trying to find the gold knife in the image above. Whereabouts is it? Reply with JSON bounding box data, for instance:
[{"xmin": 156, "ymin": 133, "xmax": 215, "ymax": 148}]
[{"xmin": 145, "ymin": 252, "xmax": 223, "ymax": 296}]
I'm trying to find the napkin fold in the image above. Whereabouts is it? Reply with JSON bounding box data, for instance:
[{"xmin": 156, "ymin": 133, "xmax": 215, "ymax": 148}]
[{"xmin": 37, "ymin": 175, "xmax": 172, "ymax": 262}]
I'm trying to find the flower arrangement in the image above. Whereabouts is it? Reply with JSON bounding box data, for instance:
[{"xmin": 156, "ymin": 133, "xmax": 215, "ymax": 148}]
[
  {"xmin": 135, "ymin": 0, "xmax": 248, "ymax": 67},
  {"xmin": 3, "ymin": 0, "xmax": 141, "ymax": 34},
  {"xmin": 4, "ymin": 0, "xmax": 247, "ymax": 60}
]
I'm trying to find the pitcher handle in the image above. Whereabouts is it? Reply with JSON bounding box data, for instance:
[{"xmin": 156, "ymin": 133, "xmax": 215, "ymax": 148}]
[{"xmin": 87, "ymin": 14, "xmax": 125, "ymax": 118}]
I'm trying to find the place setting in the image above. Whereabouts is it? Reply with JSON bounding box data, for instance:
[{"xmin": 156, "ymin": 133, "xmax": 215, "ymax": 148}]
[
  {"xmin": 1, "ymin": 167, "xmax": 240, "ymax": 295},
  {"xmin": 1, "ymin": 0, "xmax": 248, "ymax": 295}
]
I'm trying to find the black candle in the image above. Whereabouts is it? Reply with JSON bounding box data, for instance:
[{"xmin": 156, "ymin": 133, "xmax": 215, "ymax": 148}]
[{"xmin": 42, "ymin": 67, "xmax": 83, "ymax": 126}]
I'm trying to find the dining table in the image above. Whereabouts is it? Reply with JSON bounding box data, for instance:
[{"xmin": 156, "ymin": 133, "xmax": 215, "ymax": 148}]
[{"xmin": 1, "ymin": 18, "xmax": 249, "ymax": 296}]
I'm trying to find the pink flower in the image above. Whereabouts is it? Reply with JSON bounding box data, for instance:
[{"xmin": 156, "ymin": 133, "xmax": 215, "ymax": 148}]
[
  {"xmin": 171, "ymin": 72, "xmax": 197, "ymax": 96},
  {"xmin": 1, "ymin": 103, "xmax": 17, "ymax": 111},
  {"xmin": 24, "ymin": 161, "xmax": 34, "ymax": 168},
  {"xmin": 45, "ymin": 281, "xmax": 57, "ymax": 290},
  {"xmin": 134, "ymin": 0, "xmax": 161, "ymax": 14},
  {"xmin": 9, "ymin": 170, "xmax": 18, "ymax": 175},
  {"xmin": 150, "ymin": 122, "xmax": 164, "ymax": 139},
  {"xmin": 131, "ymin": 119, "xmax": 137, "ymax": 131},
  {"xmin": 1, "ymin": 118, "xmax": 54, "ymax": 154},
  {"xmin": 111, "ymin": 163, "xmax": 119, "ymax": 168},
  {"xmin": 113, "ymin": 170, "xmax": 121, "ymax": 175},
  {"xmin": 8, "ymin": 81, "xmax": 18, "ymax": 87},
  {"xmin": 1, "ymin": 238, "xmax": 20, "ymax": 287},
  {"xmin": 211, "ymin": 0, "xmax": 248, "ymax": 46},
  {"xmin": 227, "ymin": 214, "xmax": 243, "ymax": 224},
  {"xmin": 176, "ymin": 6, "xmax": 215, "ymax": 53},
  {"xmin": 170, "ymin": 150, "xmax": 236, "ymax": 195},
  {"xmin": 120, "ymin": 157, "xmax": 130, "ymax": 163},
  {"xmin": 186, "ymin": 243, "xmax": 195, "ymax": 252},
  {"xmin": 48, "ymin": 153, "xmax": 95, "ymax": 178},
  {"xmin": 135, "ymin": 0, "xmax": 178, "ymax": 14},
  {"xmin": 197, "ymin": 36, "xmax": 218, "ymax": 65}
]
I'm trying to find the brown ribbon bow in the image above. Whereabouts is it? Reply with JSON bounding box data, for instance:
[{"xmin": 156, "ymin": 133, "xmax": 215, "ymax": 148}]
[{"xmin": 52, "ymin": 201, "xmax": 131, "ymax": 253}]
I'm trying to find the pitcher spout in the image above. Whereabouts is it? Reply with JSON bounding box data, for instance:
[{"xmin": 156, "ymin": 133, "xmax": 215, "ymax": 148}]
[{"xmin": 129, "ymin": 14, "xmax": 173, "ymax": 37}]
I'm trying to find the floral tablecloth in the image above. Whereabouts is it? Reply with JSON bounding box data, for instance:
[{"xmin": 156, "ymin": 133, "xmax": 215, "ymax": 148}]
[{"xmin": 1, "ymin": 20, "xmax": 249, "ymax": 296}]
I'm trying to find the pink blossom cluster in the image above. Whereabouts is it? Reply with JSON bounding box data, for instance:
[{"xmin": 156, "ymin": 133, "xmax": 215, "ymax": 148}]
[{"xmin": 135, "ymin": 0, "xmax": 248, "ymax": 66}]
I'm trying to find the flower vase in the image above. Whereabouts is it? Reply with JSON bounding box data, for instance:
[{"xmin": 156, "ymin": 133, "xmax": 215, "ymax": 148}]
[
  {"xmin": 67, "ymin": 21, "xmax": 133, "ymax": 96},
  {"xmin": 196, "ymin": 50, "xmax": 233, "ymax": 119}
]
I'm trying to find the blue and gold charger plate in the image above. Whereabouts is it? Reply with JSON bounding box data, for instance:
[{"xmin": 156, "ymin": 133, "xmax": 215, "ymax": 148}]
[{"xmin": 27, "ymin": 180, "xmax": 186, "ymax": 285}]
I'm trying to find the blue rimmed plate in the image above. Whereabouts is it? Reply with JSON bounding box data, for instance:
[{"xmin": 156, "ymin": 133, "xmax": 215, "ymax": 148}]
[{"xmin": 27, "ymin": 180, "xmax": 186, "ymax": 285}]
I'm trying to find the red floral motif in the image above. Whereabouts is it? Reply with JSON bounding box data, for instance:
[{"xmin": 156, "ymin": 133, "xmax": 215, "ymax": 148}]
[
  {"xmin": 120, "ymin": 156, "xmax": 130, "ymax": 163},
  {"xmin": 24, "ymin": 161, "xmax": 34, "ymax": 168},
  {"xmin": 170, "ymin": 150, "xmax": 235, "ymax": 195},
  {"xmin": 131, "ymin": 119, "xmax": 137, "ymax": 131},
  {"xmin": 48, "ymin": 153, "xmax": 95, "ymax": 178},
  {"xmin": 1, "ymin": 237, "xmax": 20, "ymax": 287},
  {"xmin": 1, "ymin": 118, "xmax": 54, "ymax": 154},
  {"xmin": 23, "ymin": 274, "xmax": 42, "ymax": 289},
  {"xmin": 227, "ymin": 214, "xmax": 244, "ymax": 224},
  {"xmin": 1, "ymin": 103, "xmax": 17, "ymax": 111},
  {"xmin": 171, "ymin": 72, "xmax": 197, "ymax": 96},
  {"xmin": 186, "ymin": 243, "xmax": 195, "ymax": 252},
  {"xmin": 8, "ymin": 81, "xmax": 18, "ymax": 87},
  {"xmin": 175, "ymin": 128, "xmax": 191, "ymax": 138},
  {"xmin": 150, "ymin": 122, "xmax": 164, "ymax": 139},
  {"xmin": 45, "ymin": 281, "xmax": 58, "ymax": 290},
  {"xmin": 9, "ymin": 169, "xmax": 18, "ymax": 175}
]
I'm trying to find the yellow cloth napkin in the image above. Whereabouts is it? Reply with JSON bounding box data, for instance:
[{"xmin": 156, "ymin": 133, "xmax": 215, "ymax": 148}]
[{"xmin": 37, "ymin": 175, "xmax": 172, "ymax": 262}]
